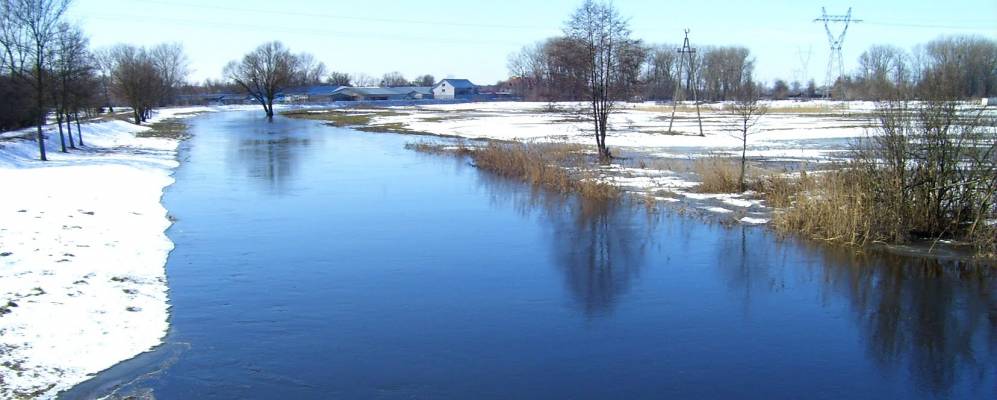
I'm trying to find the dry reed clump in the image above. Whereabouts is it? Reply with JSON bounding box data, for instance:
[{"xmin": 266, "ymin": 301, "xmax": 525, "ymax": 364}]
[
  {"xmin": 404, "ymin": 140, "xmax": 473, "ymax": 156},
  {"xmin": 692, "ymin": 155, "xmax": 744, "ymax": 193},
  {"xmin": 749, "ymin": 101, "xmax": 997, "ymax": 257},
  {"xmin": 470, "ymin": 142, "xmax": 618, "ymax": 200},
  {"xmin": 766, "ymin": 168, "xmax": 901, "ymax": 246}
]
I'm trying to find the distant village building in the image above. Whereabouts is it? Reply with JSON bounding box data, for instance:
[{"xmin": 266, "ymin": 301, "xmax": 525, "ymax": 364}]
[
  {"xmin": 433, "ymin": 79, "xmax": 478, "ymax": 100},
  {"xmin": 329, "ymin": 86, "xmax": 433, "ymax": 101},
  {"xmin": 187, "ymin": 79, "xmax": 483, "ymax": 106}
]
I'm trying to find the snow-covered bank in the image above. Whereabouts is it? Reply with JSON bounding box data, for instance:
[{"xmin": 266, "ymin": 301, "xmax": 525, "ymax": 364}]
[{"xmin": 0, "ymin": 107, "xmax": 215, "ymax": 398}]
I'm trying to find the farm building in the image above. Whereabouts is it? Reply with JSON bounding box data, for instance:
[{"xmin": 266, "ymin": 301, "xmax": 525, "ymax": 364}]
[
  {"xmin": 329, "ymin": 86, "xmax": 433, "ymax": 101},
  {"xmin": 433, "ymin": 79, "xmax": 478, "ymax": 100}
]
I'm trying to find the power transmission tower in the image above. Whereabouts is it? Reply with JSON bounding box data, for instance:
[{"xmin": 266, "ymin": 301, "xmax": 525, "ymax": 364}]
[
  {"xmin": 795, "ymin": 45, "xmax": 812, "ymax": 98},
  {"xmin": 814, "ymin": 7, "xmax": 860, "ymax": 99},
  {"xmin": 668, "ymin": 29, "xmax": 704, "ymax": 137}
]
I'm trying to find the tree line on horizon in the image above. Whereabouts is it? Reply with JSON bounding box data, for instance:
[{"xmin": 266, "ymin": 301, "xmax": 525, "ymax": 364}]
[{"xmin": 506, "ymin": 26, "xmax": 997, "ymax": 103}]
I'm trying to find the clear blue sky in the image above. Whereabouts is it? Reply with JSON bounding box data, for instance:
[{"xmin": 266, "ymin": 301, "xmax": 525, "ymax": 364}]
[{"xmin": 66, "ymin": 0, "xmax": 997, "ymax": 85}]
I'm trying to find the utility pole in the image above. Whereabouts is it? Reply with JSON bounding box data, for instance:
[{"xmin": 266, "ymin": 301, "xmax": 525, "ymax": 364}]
[
  {"xmin": 814, "ymin": 7, "xmax": 860, "ymax": 99},
  {"xmin": 668, "ymin": 29, "xmax": 704, "ymax": 137}
]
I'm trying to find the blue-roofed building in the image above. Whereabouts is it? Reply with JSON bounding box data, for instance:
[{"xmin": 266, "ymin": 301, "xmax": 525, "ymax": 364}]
[
  {"xmin": 432, "ymin": 79, "xmax": 478, "ymax": 100},
  {"xmin": 329, "ymin": 86, "xmax": 434, "ymax": 101}
]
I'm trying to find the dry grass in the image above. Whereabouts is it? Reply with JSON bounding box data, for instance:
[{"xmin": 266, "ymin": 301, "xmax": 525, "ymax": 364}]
[
  {"xmin": 404, "ymin": 140, "xmax": 474, "ymax": 156},
  {"xmin": 766, "ymin": 168, "xmax": 901, "ymax": 246},
  {"xmin": 281, "ymin": 109, "xmax": 407, "ymax": 127},
  {"xmin": 136, "ymin": 119, "xmax": 189, "ymax": 140},
  {"xmin": 408, "ymin": 140, "xmax": 618, "ymax": 200},
  {"xmin": 692, "ymin": 155, "xmax": 743, "ymax": 193},
  {"xmin": 471, "ymin": 142, "xmax": 618, "ymax": 200},
  {"xmin": 764, "ymin": 104, "xmax": 846, "ymax": 114},
  {"xmin": 763, "ymin": 165, "xmax": 996, "ymax": 258}
]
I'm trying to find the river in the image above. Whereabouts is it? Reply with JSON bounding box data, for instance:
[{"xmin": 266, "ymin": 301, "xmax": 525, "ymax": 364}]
[{"xmin": 64, "ymin": 110, "xmax": 996, "ymax": 399}]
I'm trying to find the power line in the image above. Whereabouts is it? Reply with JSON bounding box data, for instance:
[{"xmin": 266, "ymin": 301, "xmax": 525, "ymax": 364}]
[
  {"xmin": 139, "ymin": 0, "xmax": 553, "ymax": 31},
  {"xmin": 861, "ymin": 20, "xmax": 995, "ymax": 30},
  {"xmin": 84, "ymin": 14, "xmax": 527, "ymax": 47}
]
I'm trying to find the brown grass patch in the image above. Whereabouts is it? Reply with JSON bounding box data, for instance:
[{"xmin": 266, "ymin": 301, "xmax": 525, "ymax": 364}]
[
  {"xmin": 692, "ymin": 155, "xmax": 743, "ymax": 193},
  {"xmin": 472, "ymin": 142, "xmax": 617, "ymax": 200},
  {"xmin": 282, "ymin": 109, "xmax": 408, "ymax": 127},
  {"xmin": 404, "ymin": 141, "xmax": 473, "ymax": 156},
  {"xmin": 136, "ymin": 119, "xmax": 189, "ymax": 140}
]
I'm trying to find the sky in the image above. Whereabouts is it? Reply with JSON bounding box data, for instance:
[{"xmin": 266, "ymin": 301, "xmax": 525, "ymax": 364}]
[{"xmin": 65, "ymin": 0, "xmax": 997, "ymax": 86}]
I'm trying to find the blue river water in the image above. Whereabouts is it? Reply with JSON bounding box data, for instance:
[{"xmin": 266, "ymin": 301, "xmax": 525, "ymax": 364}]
[{"xmin": 64, "ymin": 111, "xmax": 995, "ymax": 399}]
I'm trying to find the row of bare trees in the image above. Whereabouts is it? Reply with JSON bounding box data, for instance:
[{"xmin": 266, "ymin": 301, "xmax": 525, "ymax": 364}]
[
  {"xmin": 1, "ymin": 0, "xmax": 191, "ymax": 161},
  {"xmin": 831, "ymin": 36, "xmax": 996, "ymax": 100},
  {"xmin": 509, "ymin": 31, "xmax": 756, "ymax": 104}
]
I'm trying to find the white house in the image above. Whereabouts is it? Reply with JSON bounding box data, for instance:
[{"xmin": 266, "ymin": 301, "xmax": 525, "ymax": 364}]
[{"xmin": 433, "ymin": 79, "xmax": 478, "ymax": 100}]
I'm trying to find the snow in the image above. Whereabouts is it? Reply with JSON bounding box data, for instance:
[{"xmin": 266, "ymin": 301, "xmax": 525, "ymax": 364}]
[
  {"xmin": 739, "ymin": 217, "xmax": 770, "ymax": 225},
  {"xmin": 0, "ymin": 106, "xmax": 216, "ymax": 399},
  {"xmin": 366, "ymin": 100, "xmax": 879, "ymax": 159}
]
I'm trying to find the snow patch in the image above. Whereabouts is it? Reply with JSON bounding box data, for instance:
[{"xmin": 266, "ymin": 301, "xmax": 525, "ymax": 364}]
[{"xmin": 0, "ymin": 106, "xmax": 215, "ymax": 399}]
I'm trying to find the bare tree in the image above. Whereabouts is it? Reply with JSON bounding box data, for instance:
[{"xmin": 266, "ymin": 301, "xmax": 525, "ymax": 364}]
[
  {"xmin": 725, "ymin": 84, "xmax": 767, "ymax": 192},
  {"xmin": 224, "ymin": 41, "xmax": 297, "ymax": 121},
  {"xmin": 351, "ymin": 73, "xmax": 376, "ymax": 87},
  {"xmin": 149, "ymin": 42, "xmax": 189, "ymax": 105},
  {"xmin": 379, "ymin": 71, "xmax": 409, "ymax": 87},
  {"xmin": 109, "ymin": 44, "xmax": 163, "ymax": 124},
  {"xmin": 92, "ymin": 47, "xmax": 114, "ymax": 112},
  {"xmin": 326, "ymin": 71, "xmax": 351, "ymax": 86},
  {"xmin": 291, "ymin": 52, "xmax": 326, "ymax": 86},
  {"xmin": 641, "ymin": 44, "xmax": 679, "ymax": 100},
  {"xmin": 564, "ymin": 0, "xmax": 638, "ymax": 161},
  {"xmin": 413, "ymin": 74, "xmax": 435, "ymax": 87},
  {"xmin": 52, "ymin": 23, "xmax": 89, "ymax": 151},
  {"xmin": 0, "ymin": 0, "xmax": 72, "ymax": 161},
  {"xmin": 771, "ymin": 79, "xmax": 789, "ymax": 100}
]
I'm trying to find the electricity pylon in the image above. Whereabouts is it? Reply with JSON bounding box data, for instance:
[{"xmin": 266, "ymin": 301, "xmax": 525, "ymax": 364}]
[
  {"xmin": 814, "ymin": 7, "xmax": 860, "ymax": 99},
  {"xmin": 668, "ymin": 29, "xmax": 704, "ymax": 137}
]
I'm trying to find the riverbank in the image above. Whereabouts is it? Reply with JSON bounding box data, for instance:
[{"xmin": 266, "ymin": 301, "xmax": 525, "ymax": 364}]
[
  {"xmin": 291, "ymin": 100, "xmax": 995, "ymax": 258},
  {"xmin": 285, "ymin": 100, "xmax": 869, "ymax": 224},
  {"xmin": 0, "ymin": 108, "xmax": 212, "ymax": 398}
]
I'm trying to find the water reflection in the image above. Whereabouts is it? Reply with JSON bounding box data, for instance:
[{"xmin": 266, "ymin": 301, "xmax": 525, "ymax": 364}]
[
  {"xmin": 719, "ymin": 228, "xmax": 996, "ymax": 396},
  {"xmin": 477, "ymin": 174, "xmax": 656, "ymax": 317},
  {"xmin": 222, "ymin": 116, "xmax": 320, "ymax": 194},
  {"xmin": 235, "ymin": 137, "xmax": 311, "ymax": 193},
  {"xmin": 817, "ymin": 249, "xmax": 996, "ymax": 395}
]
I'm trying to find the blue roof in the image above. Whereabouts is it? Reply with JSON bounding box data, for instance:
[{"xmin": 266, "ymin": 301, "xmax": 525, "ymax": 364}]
[
  {"xmin": 332, "ymin": 87, "xmax": 433, "ymax": 96},
  {"xmin": 437, "ymin": 79, "xmax": 476, "ymax": 89},
  {"xmin": 306, "ymin": 85, "xmax": 345, "ymax": 96}
]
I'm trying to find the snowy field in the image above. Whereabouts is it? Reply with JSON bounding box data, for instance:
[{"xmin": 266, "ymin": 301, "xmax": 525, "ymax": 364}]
[
  {"xmin": 357, "ymin": 100, "xmax": 879, "ymax": 161},
  {"xmin": 0, "ymin": 107, "xmax": 226, "ymax": 399}
]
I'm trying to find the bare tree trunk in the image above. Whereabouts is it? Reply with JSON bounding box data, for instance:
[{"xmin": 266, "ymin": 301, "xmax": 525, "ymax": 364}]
[
  {"xmin": 740, "ymin": 121, "xmax": 748, "ymax": 192},
  {"xmin": 56, "ymin": 109, "xmax": 67, "ymax": 152},
  {"xmin": 35, "ymin": 57, "xmax": 47, "ymax": 161},
  {"xmin": 66, "ymin": 110, "xmax": 76, "ymax": 149},
  {"xmin": 74, "ymin": 110, "xmax": 83, "ymax": 146}
]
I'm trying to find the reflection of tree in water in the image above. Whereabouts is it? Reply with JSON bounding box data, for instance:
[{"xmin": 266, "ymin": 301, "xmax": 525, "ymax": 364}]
[
  {"xmin": 729, "ymin": 232, "xmax": 996, "ymax": 396},
  {"xmin": 819, "ymin": 250, "xmax": 996, "ymax": 395},
  {"xmin": 477, "ymin": 174, "xmax": 657, "ymax": 317},
  {"xmin": 236, "ymin": 136, "xmax": 311, "ymax": 194}
]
